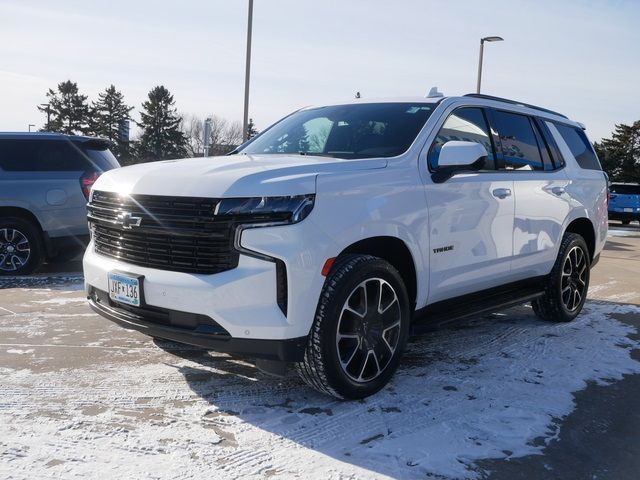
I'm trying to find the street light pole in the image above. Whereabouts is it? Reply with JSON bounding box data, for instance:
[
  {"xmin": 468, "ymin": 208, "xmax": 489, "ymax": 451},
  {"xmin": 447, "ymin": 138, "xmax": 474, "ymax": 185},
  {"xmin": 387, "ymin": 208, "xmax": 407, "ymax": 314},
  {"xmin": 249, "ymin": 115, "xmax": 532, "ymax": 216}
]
[
  {"xmin": 28, "ymin": 124, "xmax": 35, "ymax": 132},
  {"xmin": 476, "ymin": 36, "xmax": 504, "ymax": 94},
  {"xmin": 242, "ymin": 0, "xmax": 254, "ymax": 141}
]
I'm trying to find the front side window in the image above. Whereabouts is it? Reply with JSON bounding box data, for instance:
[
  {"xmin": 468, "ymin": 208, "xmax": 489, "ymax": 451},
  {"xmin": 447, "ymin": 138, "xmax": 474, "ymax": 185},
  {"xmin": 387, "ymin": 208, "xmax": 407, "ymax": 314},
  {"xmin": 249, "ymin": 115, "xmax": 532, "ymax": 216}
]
[
  {"xmin": 428, "ymin": 107, "xmax": 494, "ymax": 170},
  {"xmin": 554, "ymin": 123, "xmax": 601, "ymax": 171},
  {"xmin": 491, "ymin": 111, "xmax": 544, "ymax": 171},
  {"xmin": 238, "ymin": 103, "xmax": 436, "ymax": 159}
]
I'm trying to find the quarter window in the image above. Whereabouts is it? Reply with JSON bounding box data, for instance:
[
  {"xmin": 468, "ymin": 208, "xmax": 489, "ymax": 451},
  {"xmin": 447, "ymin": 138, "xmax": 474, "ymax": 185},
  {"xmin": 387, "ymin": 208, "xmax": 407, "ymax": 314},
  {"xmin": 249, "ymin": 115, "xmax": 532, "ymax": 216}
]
[
  {"xmin": 491, "ymin": 111, "xmax": 544, "ymax": 171},
  {"xmin": 428, "ymin": 107, "xmax": 494, "ymax": 169},
  {"xmin": 554, "ymin": 123, "xmax": 602, "ymax": 171}
]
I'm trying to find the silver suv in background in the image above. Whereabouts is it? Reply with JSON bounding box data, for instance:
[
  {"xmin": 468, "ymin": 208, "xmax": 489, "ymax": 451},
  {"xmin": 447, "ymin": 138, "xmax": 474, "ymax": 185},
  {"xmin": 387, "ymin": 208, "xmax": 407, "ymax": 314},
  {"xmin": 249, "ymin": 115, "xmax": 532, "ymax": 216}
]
[{"xmin": 0, "ymin": 133, "xmax": 120, "ymax": 275}]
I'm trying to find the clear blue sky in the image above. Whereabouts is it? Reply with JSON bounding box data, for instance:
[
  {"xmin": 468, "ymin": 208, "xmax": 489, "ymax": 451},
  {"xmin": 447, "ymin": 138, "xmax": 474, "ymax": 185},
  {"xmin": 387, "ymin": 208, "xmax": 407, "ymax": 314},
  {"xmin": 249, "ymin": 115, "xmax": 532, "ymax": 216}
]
[{"xmin": 1, "ymin": 0, "xmax": 638, "ymax": 141}]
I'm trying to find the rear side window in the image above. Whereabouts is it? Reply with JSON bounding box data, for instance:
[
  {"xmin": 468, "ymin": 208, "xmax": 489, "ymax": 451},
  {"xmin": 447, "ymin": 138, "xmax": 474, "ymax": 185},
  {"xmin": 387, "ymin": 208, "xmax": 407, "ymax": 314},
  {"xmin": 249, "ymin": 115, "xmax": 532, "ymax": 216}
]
[
  {"xmin": 76, "ymin": 142, "xmax": 120, "ymax": 171},
  {"xmin": 609, "ymin": 184, "xmax": 640, "ymax": 195},
  {"xmin": 428, "ymin": 107, "xmax": 494, "ymax": 169},
  {"xmin": 0, "ymin": 139, "xmax": 87, "ymax": 171},
  {"xmin": 491, "ymin": 111, "xmax": 544, "ymax": 171},
  {"xmin": 554, "ymin": 123, "xmax": 601, "ymax": 170}
]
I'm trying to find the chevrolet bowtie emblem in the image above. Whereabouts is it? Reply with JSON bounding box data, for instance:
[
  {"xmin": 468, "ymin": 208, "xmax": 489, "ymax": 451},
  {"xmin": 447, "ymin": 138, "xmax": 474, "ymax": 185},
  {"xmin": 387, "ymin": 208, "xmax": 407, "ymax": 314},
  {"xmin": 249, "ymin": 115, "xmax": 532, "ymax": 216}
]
[{"xmin": 115, "ymin": 212, "xmax": 142, "ymax": 229}]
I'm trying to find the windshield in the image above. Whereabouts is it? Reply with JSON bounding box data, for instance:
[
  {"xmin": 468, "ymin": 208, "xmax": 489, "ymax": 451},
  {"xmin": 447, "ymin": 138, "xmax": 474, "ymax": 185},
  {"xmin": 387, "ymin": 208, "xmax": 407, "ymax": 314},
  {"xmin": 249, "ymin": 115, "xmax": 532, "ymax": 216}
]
[{"xmin": 238, "ymin": 102, "xmax": 436, "ymax": 159}]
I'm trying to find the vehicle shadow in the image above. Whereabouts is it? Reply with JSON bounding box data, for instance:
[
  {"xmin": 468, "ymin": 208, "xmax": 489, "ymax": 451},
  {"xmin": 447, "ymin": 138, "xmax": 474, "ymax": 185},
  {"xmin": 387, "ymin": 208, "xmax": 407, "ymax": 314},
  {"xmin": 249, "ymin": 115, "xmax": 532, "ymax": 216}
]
[
  {"xmin": 157, "ymin": 300, "xmax": 640, "ymax": 479},
  {"xmin": 0, "ymin": 256, "xmax": 84, "ymax": 290},
  {"xmin": 603, "ymin": 240, "xmax": 636, "ymax": 252}
]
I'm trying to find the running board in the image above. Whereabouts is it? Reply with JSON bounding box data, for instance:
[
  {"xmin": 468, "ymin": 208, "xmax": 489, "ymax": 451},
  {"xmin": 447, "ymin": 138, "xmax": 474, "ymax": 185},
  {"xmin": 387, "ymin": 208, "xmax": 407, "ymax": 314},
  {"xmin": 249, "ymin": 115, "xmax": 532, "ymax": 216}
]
[{"xmin": 410, "ymin": 277, "xmax": 546, "ymax": 335}]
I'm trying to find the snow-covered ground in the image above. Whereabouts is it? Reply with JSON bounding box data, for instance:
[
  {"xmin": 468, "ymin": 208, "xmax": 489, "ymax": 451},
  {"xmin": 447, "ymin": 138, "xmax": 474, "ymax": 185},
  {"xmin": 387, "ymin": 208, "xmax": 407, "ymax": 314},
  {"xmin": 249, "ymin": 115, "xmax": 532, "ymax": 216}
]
[{"xmin": 1, "ymin": 279, "xmax": 639, "ymax": 479}]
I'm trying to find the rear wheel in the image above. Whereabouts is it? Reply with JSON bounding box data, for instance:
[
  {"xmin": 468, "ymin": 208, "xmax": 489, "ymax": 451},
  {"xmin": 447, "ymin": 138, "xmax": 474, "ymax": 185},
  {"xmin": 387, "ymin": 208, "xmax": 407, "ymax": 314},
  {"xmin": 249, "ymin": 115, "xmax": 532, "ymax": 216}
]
[
  {"xmin": 622, "ymin": 220, "xmax": 631, "ymax": 225},
  {"xmin": 296, "ymin": 255, "xmax": 410, "ymax": 399},
  {"xmin": 532, "ymin": 232, "xmax": 590, "ymax": 322},
  {"xmin": 0, "ymin": 217, "xmax": 44, "ymax": 276}
]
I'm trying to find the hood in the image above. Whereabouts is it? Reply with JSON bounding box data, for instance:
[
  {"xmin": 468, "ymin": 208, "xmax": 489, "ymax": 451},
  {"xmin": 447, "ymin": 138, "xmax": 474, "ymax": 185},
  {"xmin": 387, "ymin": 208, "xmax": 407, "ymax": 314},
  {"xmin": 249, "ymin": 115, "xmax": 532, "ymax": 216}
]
[{"xmin": 93, "ymin": 154, "xmax": 387, "ymax": 198}]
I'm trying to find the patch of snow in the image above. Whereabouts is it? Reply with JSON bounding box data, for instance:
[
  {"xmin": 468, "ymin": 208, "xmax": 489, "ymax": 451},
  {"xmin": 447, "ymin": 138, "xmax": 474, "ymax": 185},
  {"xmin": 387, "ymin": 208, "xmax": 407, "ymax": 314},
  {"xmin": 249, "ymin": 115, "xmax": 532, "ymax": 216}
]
[
  {"xmin": 608, "ymin": 228, "xmax": 640, "ymax": 238},
  {"xmin": 31, "ymin": 298, "xmax": 85, "ymax": 306},
  {"xmin": 0, "ymin": 300, "xmax": 638, "ymax": 479}
]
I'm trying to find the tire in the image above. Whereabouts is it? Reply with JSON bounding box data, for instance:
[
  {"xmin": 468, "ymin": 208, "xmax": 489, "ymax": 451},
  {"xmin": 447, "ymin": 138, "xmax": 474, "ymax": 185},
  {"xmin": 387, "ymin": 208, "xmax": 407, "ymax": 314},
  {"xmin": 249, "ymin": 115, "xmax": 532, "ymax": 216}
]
[
  {"xmin": 532, "ymin": 232, "xmax": 590, "ymax": 322},
  {"xmin": 295, "ymin": 254, "xmax": 411, "ymax": 399},
  {"xmin": 0, "ymin": 217, "xmax": 44, "ymax": 276},
  {"xmin": 622, "ymin": 220, "xmax": 630, "ymax": 225}
]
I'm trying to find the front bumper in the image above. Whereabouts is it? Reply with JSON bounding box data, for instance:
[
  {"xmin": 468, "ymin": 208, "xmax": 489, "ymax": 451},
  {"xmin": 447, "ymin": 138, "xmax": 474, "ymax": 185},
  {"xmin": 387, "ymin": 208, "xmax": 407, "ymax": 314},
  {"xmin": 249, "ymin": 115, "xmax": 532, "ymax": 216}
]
[{"xmin": 88, "ymin": 287, "xmax": 306, "ymax": 361}]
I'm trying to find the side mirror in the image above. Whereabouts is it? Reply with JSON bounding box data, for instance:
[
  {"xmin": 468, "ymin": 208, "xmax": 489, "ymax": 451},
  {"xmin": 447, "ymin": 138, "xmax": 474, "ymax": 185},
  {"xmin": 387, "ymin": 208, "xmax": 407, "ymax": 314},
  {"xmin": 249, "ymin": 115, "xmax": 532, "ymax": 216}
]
[{"xmin": 431, "ymin": 141, "xmax": 488, "ymax": 183}]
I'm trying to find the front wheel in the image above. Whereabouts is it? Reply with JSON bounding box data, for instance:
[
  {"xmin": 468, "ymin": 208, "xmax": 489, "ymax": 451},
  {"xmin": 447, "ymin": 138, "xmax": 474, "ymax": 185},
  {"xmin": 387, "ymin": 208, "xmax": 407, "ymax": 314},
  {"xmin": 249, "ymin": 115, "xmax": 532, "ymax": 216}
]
[
  {"xmin": 296, "ymin": 255, "xmax": 410, "ymax": 399},
  {"xmin": 532, "ymin": 232, "xmax": 590, "ymax": 322}
]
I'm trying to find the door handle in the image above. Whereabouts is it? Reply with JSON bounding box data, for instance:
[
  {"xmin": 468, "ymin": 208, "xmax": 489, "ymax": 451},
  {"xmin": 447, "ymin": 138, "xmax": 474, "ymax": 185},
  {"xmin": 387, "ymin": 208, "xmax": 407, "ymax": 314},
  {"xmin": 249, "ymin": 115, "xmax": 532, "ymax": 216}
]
[{"xmin": 492, "ymin": 188, "xmax": 512, "ymax": 199}]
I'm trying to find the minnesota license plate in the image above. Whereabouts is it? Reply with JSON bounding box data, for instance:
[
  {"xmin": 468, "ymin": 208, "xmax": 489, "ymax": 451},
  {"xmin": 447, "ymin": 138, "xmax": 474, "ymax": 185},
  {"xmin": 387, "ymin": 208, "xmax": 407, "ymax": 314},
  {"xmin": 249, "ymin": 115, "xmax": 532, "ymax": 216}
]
[{"xmin": 108, "ymin": 272, "xmax": 141, "ymax": 307}]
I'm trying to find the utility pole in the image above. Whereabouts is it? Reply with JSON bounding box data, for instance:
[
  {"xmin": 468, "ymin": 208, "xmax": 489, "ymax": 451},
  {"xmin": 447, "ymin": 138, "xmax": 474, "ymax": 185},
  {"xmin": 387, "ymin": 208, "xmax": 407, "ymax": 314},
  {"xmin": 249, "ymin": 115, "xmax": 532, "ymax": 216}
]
[
  {"xmin": 242, "ymin": 0, "xmax": 254, "ymax": 141},
  {"xmin": 476, "ymin": 36, "xmax": 504, "ymax": 94},
  {"xmin": 39, "ymin": 103, "xmax": 51, "ymax": 130},
  {"xmin": 28, "ymin": 124, "xmax": 35, "ymax": 132}
]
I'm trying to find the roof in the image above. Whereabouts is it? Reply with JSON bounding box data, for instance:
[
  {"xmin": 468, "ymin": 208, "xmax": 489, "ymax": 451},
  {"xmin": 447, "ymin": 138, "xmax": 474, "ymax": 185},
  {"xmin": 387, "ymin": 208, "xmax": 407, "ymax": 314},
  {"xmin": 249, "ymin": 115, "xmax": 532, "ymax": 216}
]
[
  {"xmin": 0, "ymin": 132, "xmax": 107, "ymax": 143},
  {"xmin": 302, "ymin": 93, "xmax": 576, "ymax": 125}
]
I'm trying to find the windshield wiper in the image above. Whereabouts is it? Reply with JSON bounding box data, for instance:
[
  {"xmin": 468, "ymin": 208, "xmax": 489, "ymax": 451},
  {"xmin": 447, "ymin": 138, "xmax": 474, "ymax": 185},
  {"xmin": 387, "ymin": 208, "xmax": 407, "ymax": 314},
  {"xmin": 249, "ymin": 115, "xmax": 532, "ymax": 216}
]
[{"xmin": 297, "ymin": 151, "xmax": 338, "ymax": 157}]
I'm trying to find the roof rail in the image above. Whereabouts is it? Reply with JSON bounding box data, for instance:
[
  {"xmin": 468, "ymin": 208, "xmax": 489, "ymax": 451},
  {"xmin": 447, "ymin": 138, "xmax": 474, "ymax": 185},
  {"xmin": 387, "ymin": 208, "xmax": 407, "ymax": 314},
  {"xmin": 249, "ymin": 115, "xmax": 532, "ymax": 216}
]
[{"xmin": 463, "ymin": 93, "xmax": 568, "ymax": 119}]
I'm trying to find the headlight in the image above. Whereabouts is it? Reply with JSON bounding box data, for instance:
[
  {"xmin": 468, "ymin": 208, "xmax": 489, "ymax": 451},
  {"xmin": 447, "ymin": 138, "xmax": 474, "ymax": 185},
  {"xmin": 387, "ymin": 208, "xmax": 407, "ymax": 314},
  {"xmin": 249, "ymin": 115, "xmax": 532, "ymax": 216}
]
[{"xmin": 215, "ymin": 194, "xmax": 315, "ymax": 224}]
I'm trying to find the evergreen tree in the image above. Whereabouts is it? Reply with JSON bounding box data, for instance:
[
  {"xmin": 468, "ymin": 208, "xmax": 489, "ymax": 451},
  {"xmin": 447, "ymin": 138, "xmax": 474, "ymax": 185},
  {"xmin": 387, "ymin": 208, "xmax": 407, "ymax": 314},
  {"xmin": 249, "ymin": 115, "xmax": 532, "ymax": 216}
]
[
  {"xmin": 594, "ymin": 121, "xmax": 640, "ymax": 182},
  {"xmin": 137, "ymin": 86, "xmax": 187, "ymax": 161},
  {"xmin": 247, "ymin": 118, "xmax": 259, "ymax": 139},
  {"xmin": 38, "ymin": 80, "xmax": 90, "ymax": 134},
  {"xmin": 90, "ymin": 85, "xmax": 133, "ymax": 158}
]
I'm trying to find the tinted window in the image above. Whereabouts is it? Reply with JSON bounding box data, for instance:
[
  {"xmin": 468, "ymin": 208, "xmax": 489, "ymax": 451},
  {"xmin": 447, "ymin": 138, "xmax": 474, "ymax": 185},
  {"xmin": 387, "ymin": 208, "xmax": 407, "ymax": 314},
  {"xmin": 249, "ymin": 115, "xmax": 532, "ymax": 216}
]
[
  {"xmin": 0, "ymin": 139, "xmax": 87, "ymax": 171},
  {"xmin": 554, "ymin": 123, "xmax": 601, "ymax": 170},
  {"xmin": 492, "ymin": 111, "xmax": 544, "ymax": 171},
  {"xmin": 239, "ymin": 103, "xmax": 436, "ymax": 159},
  {"xmin": 428, "ymin": 107, "xmax": 494, "ymax": 169},
  {"xmin": 78, "ymin": 143, "xmax": 120, "ymax": 171},
  {"xmin": 609, "ymin": 184, "xmax": 640, "ymax": 195},
  {"xmin": 530, "ymin": 119, "xmax": 555, "ymax": 170}
]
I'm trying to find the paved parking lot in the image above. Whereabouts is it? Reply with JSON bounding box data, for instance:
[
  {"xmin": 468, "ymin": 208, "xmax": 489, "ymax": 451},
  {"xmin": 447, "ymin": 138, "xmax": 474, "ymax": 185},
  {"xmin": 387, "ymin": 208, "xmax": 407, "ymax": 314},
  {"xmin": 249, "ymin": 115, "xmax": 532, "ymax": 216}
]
[{"xmin": 1, "ymin": 225, "xmax": 639, "ymax": 479}]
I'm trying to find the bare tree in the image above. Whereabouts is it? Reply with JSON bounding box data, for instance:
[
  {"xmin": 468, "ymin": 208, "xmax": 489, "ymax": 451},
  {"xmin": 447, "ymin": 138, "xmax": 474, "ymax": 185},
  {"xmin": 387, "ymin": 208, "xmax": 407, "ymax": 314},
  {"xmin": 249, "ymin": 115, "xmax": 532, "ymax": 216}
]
[
  {"xmin": 181, "ymin": 114, "xmax": 246, "ymax": 158},
  {"xmin": 182, "ymin": 114, "xmax": 204, "ymax": 157},
  {"xmin": 223, "ymin": 120, "xmax": 244, "ymax": 147},
  {"xmin": 209, "ymin": 115, "xmax": 228, "ymax": 149}
]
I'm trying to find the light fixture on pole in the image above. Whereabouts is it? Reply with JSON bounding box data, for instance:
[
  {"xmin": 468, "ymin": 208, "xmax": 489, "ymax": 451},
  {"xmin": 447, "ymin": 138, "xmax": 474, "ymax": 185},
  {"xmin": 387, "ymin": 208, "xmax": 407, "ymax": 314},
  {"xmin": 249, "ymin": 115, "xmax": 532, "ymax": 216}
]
[
  {"xmin": 476, "ymin": 36, "xmax": 503, "ymax": 94},
  {"xmin": 242, "ymin": 0, "xmax": 254, "ymax": 141}
]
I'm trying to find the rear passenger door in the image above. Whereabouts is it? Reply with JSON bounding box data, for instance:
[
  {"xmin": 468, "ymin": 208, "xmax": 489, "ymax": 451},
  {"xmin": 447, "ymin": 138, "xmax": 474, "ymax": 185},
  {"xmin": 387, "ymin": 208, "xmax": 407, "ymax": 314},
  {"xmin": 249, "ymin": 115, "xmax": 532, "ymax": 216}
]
[
  {"xmin": 0, "ymin": 139, "xmax": 90, "ymax": 238},
  {"xmin": 487, "ymin": 109, "xmax": 570, "ymax": 278}
]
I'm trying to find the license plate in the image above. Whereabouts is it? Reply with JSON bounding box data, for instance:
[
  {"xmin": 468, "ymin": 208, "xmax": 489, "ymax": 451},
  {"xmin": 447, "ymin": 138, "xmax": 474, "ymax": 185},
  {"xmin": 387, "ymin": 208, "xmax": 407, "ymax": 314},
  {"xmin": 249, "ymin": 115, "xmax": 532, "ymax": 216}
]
[
  {"xmin": 108, "ymin": 272, "xmax": 141, "ymax": 307},
  {"xmin": 624, "ymin": 208, "xmax": 633, "ymax": 212}
]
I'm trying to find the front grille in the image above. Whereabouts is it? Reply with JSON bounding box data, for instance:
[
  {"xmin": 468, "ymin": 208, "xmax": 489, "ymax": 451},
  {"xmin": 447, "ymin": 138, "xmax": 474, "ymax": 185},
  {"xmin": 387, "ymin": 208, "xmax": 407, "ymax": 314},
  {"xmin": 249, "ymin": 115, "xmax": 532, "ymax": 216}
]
[{"xmin": 88, "ymin": 191, "xmax": 239, "ymax": 274}]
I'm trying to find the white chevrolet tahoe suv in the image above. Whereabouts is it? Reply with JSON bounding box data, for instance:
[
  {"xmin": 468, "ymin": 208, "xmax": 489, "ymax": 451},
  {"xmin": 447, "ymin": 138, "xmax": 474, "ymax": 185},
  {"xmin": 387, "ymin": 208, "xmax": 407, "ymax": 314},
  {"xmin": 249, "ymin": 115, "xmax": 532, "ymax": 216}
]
[{"xmin": 84, "ymin": 93, "xmax": 608, "ymax": 399}]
